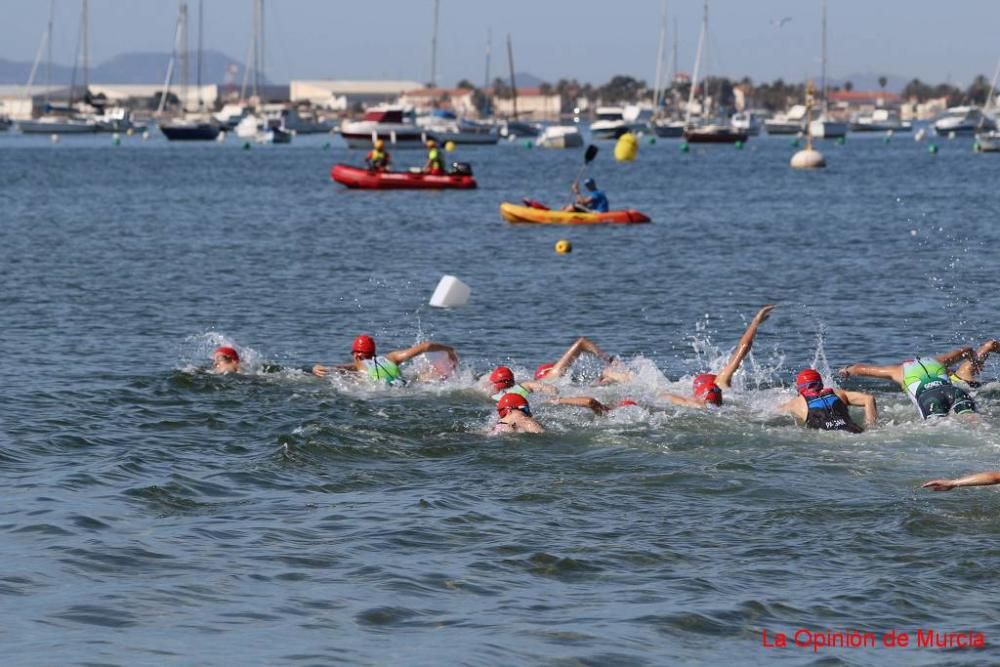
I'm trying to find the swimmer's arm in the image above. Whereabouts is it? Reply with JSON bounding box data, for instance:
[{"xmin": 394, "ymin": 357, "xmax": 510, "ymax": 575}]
[
  {"xmin": 546, "ymin": 336, "xmax": 613, "ymax": 380},
  {"xmin": 716, "ymin": 304, "xmax": 775, "ymax": 389},
  {"xmin": 519, "ymin": 416, "xmax": 545, "ymax": 434},
  {"xmin": 935, "ymin": 346, "xmax": 975, "ymax": 368},
  {"xmin": 311, "ymin": 363, "xmax": 355, "ymax": 377},
  {"xmin": 776, "ymin": 396, "xmax": 806, "ymax": 421},
  {"xmin": 522, "ymin": 380, "xmax": 558, "ymax": 394},
  {"xmin": 549, "ymin": 396, "xmax": 610, "ymax": 415},
  {"xmin": 387, "ymin": 341, "xmax": 458, "ymax": 365},
  {"xmin": 840, "ymin": 389, "xmax": 877, "ymax": 428},
  {"xmin": 660, "ymin": 391, "xmax": 707, "ymax": 409},
  {"xmin": 922, "ymin": 471, "xmax": 1000, "ymax": 491},
  {"xmin": 837, "ymin": 363, "xmax": 903, "ymax": 384}
]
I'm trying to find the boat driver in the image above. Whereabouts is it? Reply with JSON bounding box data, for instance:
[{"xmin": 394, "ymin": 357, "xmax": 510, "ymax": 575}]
[
  {"xmin": 423, "ymin": 139, "xmax": 446, "ymax": 175},
  {"xmin": 366, "ymin": 138, "xmax": 391, "ymax": 171}
]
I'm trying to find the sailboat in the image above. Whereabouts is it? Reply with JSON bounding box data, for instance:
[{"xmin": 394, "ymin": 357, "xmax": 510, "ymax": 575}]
[
  {"xmin": 232, "ymin": 0, "xmax": 292, "ymax": 144},
  {"xmin": 18, "ymin": 0, "xmax": 98, "ymax": 134},
  {"xmin": 974, "ymin": 57, "xmax": 1000, "ymax": 151},
  {"xmin": 807, "ymin": 0, "xmax": 847, "ymax": 139},
  {"xmin": 651, "ymin": 3, "xmax": 685, "ymax": 138},
  {"xmin": 682, "ymin": 0, "xmax": 747, "ymax": 144},
  {"xmin": 159, "ymin": 0, "xmax": 223, "ymax": 141}
]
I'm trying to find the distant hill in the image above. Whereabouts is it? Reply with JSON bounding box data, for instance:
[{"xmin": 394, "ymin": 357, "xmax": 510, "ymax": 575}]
[{"xmin": 0, "ymin": 50, "xmax": 262, "ymax": 85}]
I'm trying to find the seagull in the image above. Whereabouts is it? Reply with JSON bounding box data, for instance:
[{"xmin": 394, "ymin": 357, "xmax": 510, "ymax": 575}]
[{"xmin": 770, "ymin": 16, "xmax": 793, "ymax": 29}]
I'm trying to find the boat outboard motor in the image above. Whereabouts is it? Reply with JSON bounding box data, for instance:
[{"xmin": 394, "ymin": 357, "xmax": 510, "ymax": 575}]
[{"xmin": 450, "ymin": 162, "xmax": 473, "ymax": 176}]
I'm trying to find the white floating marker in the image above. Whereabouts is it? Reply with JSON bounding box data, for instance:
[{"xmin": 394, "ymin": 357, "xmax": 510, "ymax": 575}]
[{"xmin": 429, "ymin": 275, "xmax": 470, "ymax": 308}]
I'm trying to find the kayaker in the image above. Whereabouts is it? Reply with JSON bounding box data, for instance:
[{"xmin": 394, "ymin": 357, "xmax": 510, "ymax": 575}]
[
  {"xmin": 366, "ymin": 139, "xmax": 391, "ymax": 172},
  {"xmin": 923, "ymin": 471, "xmax": 1000, "ymax": 491},
  {"xmin": 491, "ymin": 393, "xmax": 545, "ymax": 434},
  {"xmin": 563, "ymin": 178, "xmax": 609, "ymax": 213},
  {"xmin": 212, "ymin": 346, "xmax": 240, "ymax": 374},
  {"xmin": 423, "ymin": 139, "xmax": 445, "ymax": 175},
  {"xmin": 661, "ymin": 304, "xmax": 775, "ymax": 408},
  {"xmin": 776, "ymin": 368, "xmax": 876, "ymax": 432},
  {"xmin": 837, "ymin": 348, "xmax": 978, "ymax": 420},
  {"xmin": 312, "ymin": 334, "xmax": 459, "ymax": 385}
]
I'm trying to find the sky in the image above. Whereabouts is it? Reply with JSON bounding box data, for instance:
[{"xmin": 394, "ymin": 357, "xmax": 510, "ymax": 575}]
[{"xmin": 1, "ymin": 0, "xmax": 997, "ymax": 88}]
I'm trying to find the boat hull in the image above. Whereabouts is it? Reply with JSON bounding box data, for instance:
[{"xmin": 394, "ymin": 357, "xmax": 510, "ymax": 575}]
[
  {"xmin": 161, "ymin": 123, "xmax": 222, "ymax": 141},
  {"xmin": 652, "ymin": 121, "xmax": 685, "ymax": 138},
  {"xmin": 499, "ymin": 202, "xmax": 650, "ymax": 225},
  {"xmin": 808, "ymin": 120, "xmax": 848, "ymax": 139},
  {"xmin": 331, "ymin": 164, "xmax": 477, "ymax": 190},
  {"xmin": 18, "ymin": 119, "xmax": 98, "ymax": 134},
  {"xmin": 683, "ymin": 128, "xmax": 749, "ymax": 144}
]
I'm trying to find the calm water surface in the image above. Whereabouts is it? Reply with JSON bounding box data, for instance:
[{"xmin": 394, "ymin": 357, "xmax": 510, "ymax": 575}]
[{"xmin": 2, "ymin": 130, "xmax": 999, "ymax": 665}]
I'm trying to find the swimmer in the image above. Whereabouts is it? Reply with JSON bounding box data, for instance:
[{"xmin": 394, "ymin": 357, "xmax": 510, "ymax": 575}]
[
  {"xmin": 312, "ymin": 334, "xmax": 459, "ymax": 386},
  {"xmin": 923, "ymin": 471, "xmax": 1000, "ymax": 491},
  {"xmin": 492, "ymin": 393, "xmax": 544, "ymax": 434},
  {"xmin": 661, "ymin": 304, "xmax": 775, "ymax": 408},
  {"xmin": 838, "ymin": 347, "xmax": 977, "ymax": 420},
  {"xmin": 487, "ymin": 366, "xmax": 555, "ymax": 401},
  {"xmin": 212, "ymin": 346, "xmax": 240, "ymax": 374},
  {"xmin": 776, "ymin": 368, "xmax": 876, "ymax": 432},
  {"xmin": 546, "ymin": 396, "xmax": 641, "ymax": 415},
  {"xmin": 950, "ymin": 339, "xmax": 1000, "ymax": 389},
  {"xmin": 533, "ymin": 336, "xmax": 630, "ymax": 385}
]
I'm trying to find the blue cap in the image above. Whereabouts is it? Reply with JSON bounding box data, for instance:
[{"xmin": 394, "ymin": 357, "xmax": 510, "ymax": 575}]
[{"xmin": 583, "ymin": 177, "xmax": 596, "ymax": 190}]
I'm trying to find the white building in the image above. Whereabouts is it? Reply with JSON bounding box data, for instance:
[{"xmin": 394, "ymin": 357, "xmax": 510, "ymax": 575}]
[{"xmin": 291, "ymin": 80, "xmax": 424, "ymax": 110}]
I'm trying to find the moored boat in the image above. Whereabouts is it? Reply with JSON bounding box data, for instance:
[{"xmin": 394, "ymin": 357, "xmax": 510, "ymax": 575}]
[
  {"xmin": 683, "ymin": 124, "xmax": 748, "ymax": 144},
  {"xmin": 499, "ymin": 202, "xmax": 650, "ymax": 225},
  {"xmin": 536, "ymin": 125, "xmax": 583, "ymax": 148},
  {"xmin": 331, "ymin": 163, "xmax": 477, "ymax": 189},
  {"xmin": 339, "ymin": 106, "xmax": 428, "ymax": 149}
]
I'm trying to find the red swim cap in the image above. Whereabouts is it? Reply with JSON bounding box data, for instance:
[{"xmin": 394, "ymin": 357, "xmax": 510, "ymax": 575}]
[
  {"xmin": 497, "ymin": 392, "xmax": 530, "ymax": 418},
  {"xmin": 214, "ymin": 346, "xmax": 239, "ymax": 362},
  {"xmin": 489, "ymin": 366, "xmax": 515, "ymax": 389},
  {"xmin": 692, "ymin": 373, "xmax": 722, "ymax": 406},
  {"xmin": 796, "ymin": 368, "xmax": 823, "ymax": 395},
  {"xmin": 535, "ymin": 363, "xmax": 555, "ymax": 379},
  {"xmin": 352, "ymin": 335, "xmax": 376, "ymax": 358},
  {"xmin": 617, "ymin": 399, "xmax": 639, "ymax": 408}
]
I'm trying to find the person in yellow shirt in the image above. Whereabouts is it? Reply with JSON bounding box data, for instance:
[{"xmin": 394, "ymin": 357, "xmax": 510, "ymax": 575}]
[
  {"xmin": 423, "ymin": 139, "xmax": 445, "ymax": 175},
  {"xmin": 366, "ymin": 139, "xmax": 391, "ymax": 171}
]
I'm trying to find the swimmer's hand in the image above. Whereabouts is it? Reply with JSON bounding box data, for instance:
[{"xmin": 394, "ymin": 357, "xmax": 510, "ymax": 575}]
[
  {"xmin": 312, "ymin": 364, "xmax": 328, "ymax": 378},
  {"xmin": 836, "ymin": 366, "xmax": 852, "ymax": 378},
  {"xmin": 922, "ymin": 479, "xmax": 956, "ymax": 492},
  {"xmin": 754, "ymin": 304, "xmax": 776, "ymax": 323}
]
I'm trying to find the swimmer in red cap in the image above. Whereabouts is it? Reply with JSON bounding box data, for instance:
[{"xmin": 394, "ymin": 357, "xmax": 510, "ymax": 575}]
[
  {"xmin": 923, "ymin": 471, "xmax": 1000, "ymax": 491},
  {"xmin": 661, "ymin": 304, "xmax": 775, "ymax": 408},
  {"xmin": 486, "ymin": 365, "xmax": 555, "ymax": 401},
  {"xmin": 312, "ymin": 335, "xmax": 459, "ymax": 385},
  {"xmin": 533, "ymin": 336, "xmax": 626, "ymax": 383},
  {"xmin": 776, "ymin": 368, "xmax": 875, "ymax": 432},
  {"xmin": 212, "ymin": 346, "xmax": 241, "ymax": 374},
  {"xmin": 492, "ymin": 393, "xmax": 545, "ymax": 434}
]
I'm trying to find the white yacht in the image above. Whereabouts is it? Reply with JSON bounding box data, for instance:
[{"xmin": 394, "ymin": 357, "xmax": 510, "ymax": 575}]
[
  {"xmin": 536, "ymin": 125, "xmax": 584, "ymax": 149},
  {"xmin": 589, "ymin": 105, "xmax": 650, "ymax": 140},
  {"xmin": 764, "ymin": 105, "xmax": 807, "ymax": 134},
  {"xmin": 19, "ymin": 116, "xmax": 98, "ymax": 134},
  {"xmin": 934, "ymin": 106, "xmax": 995, "ymax": 136},
  {"xmin": 730, "ymin": 111, "xmax": 762, "ymax": 136},
  {"xmin": 809, "ymin": 115, "xmax": 848, "ymax": 139},
  {"xmin": 850, "ymin": 108, "xmax": 911, "ymax": 132},
  {"xmin": 416, "ymin": 109, "xmax": 498, "ymax": 145},
  {"xmin": 339, "ymin": 106, "xmax": 427, "ymax": 149}
]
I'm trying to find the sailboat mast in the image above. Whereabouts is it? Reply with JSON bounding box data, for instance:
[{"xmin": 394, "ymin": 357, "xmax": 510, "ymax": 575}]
[
  {"xmin": 685, "ymin": 0, "xmax": 707, "ymax": 127},
  {"xmin": 820, "ymin": 0, "xmax": 827, "ymax": 113},
  {"xmin": 653, "ymin": 0, "xmax": 666, "ymax": 109},
  {"xmin": 180, "ymin": 1, "xmax": 189, "ymax": 112},
  {"xmin": 672, "ymin": 18, "xmax": 678, "ymax": 84},
  {"xmin": 484, "ymin": 27, "xmax": 491, "ymax": 91},
  {"xmin": 430, "ymin": 0, "xmax": 439, "ymax": 87},
  {"xmin": 506, "ymin": 33, "xmax": 518, "ymax": 120},
  {"xmin": 252, "ymin": 0, "xmax": 260, "ymax": 98},
  {"xmin": 158, "ymin": 5, "xmax": 184, "ymax": 115},
  {"xmin": 82, "ymin": 0, "xmax": 89, "ymax": 92},
  {"xmin": 47, "ymin": 0, "xmax": 54, "ymax": 99},
  {"xmin": 196, "ymin": 0, "xmax": 203, "ymax": 109}
]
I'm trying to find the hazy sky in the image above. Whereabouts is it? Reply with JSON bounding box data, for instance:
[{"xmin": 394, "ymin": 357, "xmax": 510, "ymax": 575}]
[{"xmin": 1, "ymin": 0, "xmax": 996, "ymax": 87}]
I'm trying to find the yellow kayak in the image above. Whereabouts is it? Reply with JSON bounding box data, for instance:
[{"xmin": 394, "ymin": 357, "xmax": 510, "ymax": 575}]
[{"xmin": 499, "ymin": 202, "xmax": 651, "ymax": 225}]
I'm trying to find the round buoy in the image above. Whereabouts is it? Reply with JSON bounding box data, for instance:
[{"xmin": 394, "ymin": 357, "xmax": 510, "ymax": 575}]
[
  {"xmin": 835, "ymin": 136, "xmax": 846, "ymax": 145},
  {"xmin": 883, "ymin": 135, "xmax": 891, "ymax": 144},
  {"xmin": 524, "ymin": 140, "xmax": 533, "ymax": 149},
  {"xmin": 444, "ymin": 140, "xmax": 456, "ymax": 152},
  {"xmin": 790, "ymin": 148, "xmax": 826, "ymax": 169},
  {"xmin": 928, "ymin": 143, "xmax": 939, "ymax": 154},
  {"xmin": 50, "ymin": 134, "xmax": 59, "ymax": 144},
  {"xmin": 126, "ymin": 128, "xmax": 134, "ymax": 137},
  {"xmin": 948, "ymin": 131, "xmax": 956, "ymax": 140},
  {"xmin": 555, "ymin": 239, "xmax": 572, "ymax": 254},
  {"xmin": 112, "ymin": 133, "xmax": 121, "ymax": 146},
  {"xmin": 242, "ymin": 141, "xmax": 251, "ymax": 150},
  {"xmin": 614, "ymin": 132, "xmax": 639, "ymax": 161},
  {"xmin": 734, "ymin": 140, "xmax": 744, "ymax": 150},
  {"xmin": 680, "ymin": 142, "xmax": 690, "ymax": 153},
  {"xmin": 974, "ymin": 142, "xmax": 982, "ymax": 153},
  {"xmin": 141, "ymin": 131, "xmax": 150, "ymax": 140},
  {"xmin": 648, "ymin": 136, "xmax": 656, "ymax": 145},
  {"xmin": 790, "ymin": 138, "xmax": 800, "ymax": 148}
]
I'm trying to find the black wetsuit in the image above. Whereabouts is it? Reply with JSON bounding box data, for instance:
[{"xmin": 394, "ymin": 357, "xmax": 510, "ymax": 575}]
[{"xmin": 803, "ymin": 390, "xmax": 863, "ymax": 433}]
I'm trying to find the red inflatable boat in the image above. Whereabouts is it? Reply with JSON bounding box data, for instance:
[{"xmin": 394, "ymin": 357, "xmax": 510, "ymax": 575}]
[{"xmin": 330, "ymin": 164, "xmax": 477, "ymax": 190}]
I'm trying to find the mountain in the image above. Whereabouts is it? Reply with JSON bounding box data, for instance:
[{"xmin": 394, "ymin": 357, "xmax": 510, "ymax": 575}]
[{"xmin": 0, "ymin": 50, "xmax": 260, "ymax": 85}]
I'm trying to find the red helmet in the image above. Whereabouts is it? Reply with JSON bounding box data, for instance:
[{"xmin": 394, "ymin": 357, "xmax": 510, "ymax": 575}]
[
  {"xmin": 489, "ymin": 366, "xmax": 515, "ymax": 389},
  {"xmin": 535, "ymin": 363, "xmax": 555, "ymax": 379},
  {"xmin": 497, "ymin": 392, "xmax": 530, "ymax": 418},
  {"xmin": 693, "ymin": 373, "xmax": 722, "ymax": 406},
  {"xmin": 214, "ymin": 346, "xmax": 239, "ymax": 362},
  {"xmin": 796, "ymin": 368, "xmax": 824, "ymax": 395},
  {"xmin": 352, "ymin": 335, "xmax": 376, "ymax": 358}
]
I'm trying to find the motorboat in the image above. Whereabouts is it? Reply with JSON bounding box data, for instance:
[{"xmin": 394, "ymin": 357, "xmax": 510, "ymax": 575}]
[
  {"xmin": 651, "ymin": 117, "xmax": 686, "ymax": 138},
  {"xmin": 18, "ymin": 115, "xmax": 98, "ymax": 134},
  {"xmin": 497, "ymin": 119, "xmax": 542, "ymax": 139},
  {"xmin": 850, "ymin": 108, "xmax": 911, "ymax": 132},
  {"xmin": 282, "ymin": 106, "xmax": 337, "ymax": 134},
  {"xmin": 93, "ymin": 107, "xmax": 146, "ymax": 133},
  {"xmin": 536, "ymin": 125, "xmax": 584, "ymax": 148},
  {"xmin": 160, "ymin": 115, "xmax": 223, "ymax": 141},
  {"xmin": 975, "ymin": 130, "xmax": 1000, "ymax": 152},
  {"xmin": 589, "ymin": 105, "xmax": 651, "ymax": 139},
  {"xmin": 934, "ymin": 106, "xmax": 995, "ymax": 136},
  {"xmin": 331, "ymin": 163, "xmax": 476, "ymax": 189},
  {"xmin": 808, "ymin": 115, "xmax": 848, "ymax": 139},
  {"xmin": 215, "ymin": 103, "xmax": 249, "ymax": 129},
  {"xmin": 764, "ymin": 105, "xmax": 807, "ymax": 135},
  {"xmin": 339, "ymin": 106, "xmax": 427, "ymax": 149},
  {"xmin": 416, "ymin": 109, "xmax": 498, "ymax": 145},
  {"xmin": 730, "ymin": 111, "xmax": 762, "ymax": 136},
  {"xmin": 683, "ymin": 123, "xmax": 749, "ymax": 144}
]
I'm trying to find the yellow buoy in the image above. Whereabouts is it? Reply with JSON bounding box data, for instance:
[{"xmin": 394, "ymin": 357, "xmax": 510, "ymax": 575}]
[
  {"xmin": 444, "ymin": 140, "xmax": 456, "ymax": 152},
  {"xmin": 555, "ymin": 239, "xmax": 572, "ymax": 254},
  {"xmin": 614, "ymin": 132, "xmax": 638, "ymax": 161}
]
